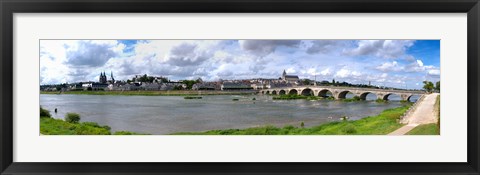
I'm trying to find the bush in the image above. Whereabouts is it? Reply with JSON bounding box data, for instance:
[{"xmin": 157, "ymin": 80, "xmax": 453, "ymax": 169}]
[
  {"xmin": 83, "ymin": 122, "xmax": 111, "ymax": 131},
  {"xmin": 65, "ymin": 113, "xmax": 81, "ymax": 123},
  {"xmin": 342, "ymin": 124, "xmax": 357, "ymax": 134},
  {"xmin": 283, "ymin": 125, "xmax": 295, "ymax": 130},
  {"xmin": 353, "ymin": 96, "xmax": 361, "ymax": 100},
  {"xmin": 114, "ymin": 131, "xmax": 149, "ymax": 135},
  {"xmin": 40, "ymin": 107, "xmax": 51, "ymax": 118}
]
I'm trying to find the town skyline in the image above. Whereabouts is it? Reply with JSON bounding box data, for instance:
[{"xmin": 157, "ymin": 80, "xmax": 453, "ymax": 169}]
[{"xmin": 40, "ymin": 40, "xmax": 440, "ymax": 89}]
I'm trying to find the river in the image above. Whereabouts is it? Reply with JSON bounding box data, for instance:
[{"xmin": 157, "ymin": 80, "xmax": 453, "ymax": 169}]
[{"xmin": 40, "ymin": 94, "xmax": 418, "ymax": 134}]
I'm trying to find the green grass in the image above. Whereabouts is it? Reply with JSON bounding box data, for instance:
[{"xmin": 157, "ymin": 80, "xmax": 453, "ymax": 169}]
[
  {"xmin": 41, "ymin": 90, "xmax": 253, "ymax": 96},
  {"xmin": 172, "ymin": 104, "xmax": 411, "ymax": 135},
  {"xmin": 40, "ymin": 117, "xmax": 149, "ymax": 135},
  {"xmin": 40, "ymin": 117, "xmax": 112, "ymax": 135},
  {"xmin": 406, "ymin": 123, "xmax": 439, "ymax": 135},
  {"xmin": 272, "ymin": 94, "xmax": 308, "ymax": 100},
  {"xmin": 40, "ymin": 107, "xmax": 147, "ymax": 135},
  {"xmin": 113, "ymin": 131, "xmax": 149, "ymax": 135},
  {"xmin": 342, "ymin": 96, "xmax": 361, "ymax": 102},
  {"xmin": 375, "ymin": 99, "xmax": 387, "ymax": 103}
]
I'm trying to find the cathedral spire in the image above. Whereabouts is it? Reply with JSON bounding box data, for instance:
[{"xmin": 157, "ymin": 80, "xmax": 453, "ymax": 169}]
[{"xmin": 110, "ymin": 71, "xmax": 115, "ymax": 82}]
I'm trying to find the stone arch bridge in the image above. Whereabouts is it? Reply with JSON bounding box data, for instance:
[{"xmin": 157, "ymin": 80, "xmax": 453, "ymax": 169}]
[{"xmin": 259, "ymin": 86, "xmax": 425, "ymax": 101}]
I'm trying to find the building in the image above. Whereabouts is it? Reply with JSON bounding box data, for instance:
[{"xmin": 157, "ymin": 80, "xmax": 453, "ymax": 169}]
[
  {"xmin": 281, "ymin": 70, "xmax": 299, "ymax": 83},
  {"xmin": 221, "ymin": 82, "xmax": 253, "ymax": 91},
  {"xmin": 99, "ymin": 72, "xmax": 107, "ymax": 83},
  {"xmin": 192, "ymin": 83, "xmax": 217, "ymax": 90},
  {"xmin": 82, "ymin": 82, "xmax": 108, "ymax": 91}
]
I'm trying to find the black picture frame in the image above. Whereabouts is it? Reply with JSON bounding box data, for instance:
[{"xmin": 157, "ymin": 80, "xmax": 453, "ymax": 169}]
[{"xmin": 1, "ymin": 0, "xmax": 479, "ymax": 174}]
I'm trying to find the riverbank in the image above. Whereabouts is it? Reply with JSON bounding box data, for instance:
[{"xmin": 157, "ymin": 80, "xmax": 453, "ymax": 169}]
[
  {"xmin": 172, "ymin": 104, "xmax": 411, "ymax": 135},
  {"xmin": 41, "ymin": 90, "xmax": 255, "ymax": 96},
  {"xmin": 40, "ymin": 107, "xmax": 146, "ymax": 135}
]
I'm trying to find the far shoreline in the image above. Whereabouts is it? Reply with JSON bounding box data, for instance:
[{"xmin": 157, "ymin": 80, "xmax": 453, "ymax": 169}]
[{"xmin": 40, "ymin": 90, "xmax": 257, "ymax": 96}]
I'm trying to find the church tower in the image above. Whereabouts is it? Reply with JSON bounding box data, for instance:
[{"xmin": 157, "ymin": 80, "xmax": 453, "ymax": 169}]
[
  {"xmin": 110, "ymin": 71, "xmax": 115, "ymax": 83},
  {"xmin": 282, "ymin": 69, "xmax": 287, "ymax": 80},
  {"xmin": 99, "ymin": 72, "xmax": 107, "ymax": 83}
]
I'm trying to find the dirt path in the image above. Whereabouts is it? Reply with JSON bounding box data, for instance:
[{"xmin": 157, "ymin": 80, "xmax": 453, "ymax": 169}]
[{"xmin": 388, "ymin": 93, "xmax": 439, "ymax": 135}]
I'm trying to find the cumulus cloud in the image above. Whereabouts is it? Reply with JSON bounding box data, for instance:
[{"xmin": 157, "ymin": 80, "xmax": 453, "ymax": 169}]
[
  {"xmin": 405, "ymin": 59, "xmax": 426, "ymax": 72},
  {"xmin": 306, "ymin": 40, "xmax": 346, "ymax": 54},
  {"xmin": 286, "ymin": 67, "xmax": 297, "ymax": 74},
  {"xmin": 65, "ymin": 41, "xmax": 119, "ymax": 67},
  {"xmin": 239, "ymin": 40, "xmax": 301, "ymax": 56},
  {"xmin": 376, "ymin": 61, "xmax": 402, "ymax": 72},
  {"xmin": 427, "ymin": 69, "xmax": 440, "ymax": 79},
  {"xmin": 344, "ymin": 40, "xmax": 414, "ymax": 59},
  {"xmin": 320, "ymin": 68, "xmax": 332, "ymax": 76},
  {"xmin": 40, "ymin": 39, "xmax": 439, "ymax": 89},
  {"xmin": 166, "ymin": 43, "xmax": 212, "ymax": 66}
]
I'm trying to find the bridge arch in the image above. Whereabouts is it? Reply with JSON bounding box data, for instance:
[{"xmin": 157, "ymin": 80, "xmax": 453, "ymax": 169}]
[
  {"xmin": 279, "ymin": 90, "xmax": 286, "ymax": 95},
  {"xmin": 359, "ymin": 92, "xmax": 377, "ymax": 100},
  {"xmin": 407, "ymin": 94, "xmax": 421, "ymax": 102},
  {"xmin": 383, "ymin": 93, "xmax": 401, "ymax": 101},
  {"xmin": 318, "ymin": 89, "xmax": 333, "ymax": 98},
  {"xmin": 300, "ymin": 88, "xmax": 314, "ymax": 96},
  {"xmin": 265, "ymin": 90, "xmax": 270, "ymax": 95},
  {"xmin": 337, "ymin": 90, "xmax": 351, "ymax": 99},
  {"xmin": 288, "ymin": 89, "xmax": 298, "ymax": 95},
  {"xmin": 271, "ymin": 90, "xmax": 277, "ymax": 95}
]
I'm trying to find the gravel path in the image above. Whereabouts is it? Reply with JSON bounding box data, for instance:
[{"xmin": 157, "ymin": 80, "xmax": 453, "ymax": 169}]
[{"xmin": 388, "ymin": 93, "xmax": 439, "ymax": 135}]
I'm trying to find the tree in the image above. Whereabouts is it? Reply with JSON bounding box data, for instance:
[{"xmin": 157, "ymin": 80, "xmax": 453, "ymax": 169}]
[
  {"xmin": 147, "ymin": 76, "xmax": 155, "ymax": 83},
  {"xmin": 196, "ymin": 78, "xmax": 203, "ymax": 83},
  {"xmin": 423, "ymin": 81, "xmax": 434, "ymax": 92},
  {"xmin": 40, "ymin": 107, "xmax": 51, "ymax": 118},
  {"xmin": 173, "ymin": 85, "xmax": 184, "ymax": 90},
  {"xmin": 435, "ymin": 81, "xmax": 440, "ymax": 92},
  {"xmin": 332, "ymin": 79, "xmax": 336, "ymax": 85},
  {"xmin": 182, "ymin": 80, "xmax": 196, "ymax": 90},
  {"xmin": 302, "ymin": 79, "xmax": 312, "ymax": 85},
  {"xmin": 65, "ymin": 113, "xmax": 81, "ymax": 123}
]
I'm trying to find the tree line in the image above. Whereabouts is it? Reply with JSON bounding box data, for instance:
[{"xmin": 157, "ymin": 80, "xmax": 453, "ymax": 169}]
[{"xmin": 423, "ymin": 81, "xmax": 440, "ymax": 92}]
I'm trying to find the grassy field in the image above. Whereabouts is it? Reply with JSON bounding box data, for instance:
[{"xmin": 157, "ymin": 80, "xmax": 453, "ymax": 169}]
[
  {"xmin": 40, "ymin": 117, "xmax": 111, "ymax": 135},
  {"xmin": 406, "ymin": 123, "xmax": 439, "ymax": 135},
  {"xmin": 40, "ymin": 107, "xmax": 146, "ymax": 135},
  {"xmin": 172, "ymin": 104, "xmax": 411, "ymax": 135},
  {"xmin": 41, "ymin": 90, "xmax": 255, "ymax": 96}
]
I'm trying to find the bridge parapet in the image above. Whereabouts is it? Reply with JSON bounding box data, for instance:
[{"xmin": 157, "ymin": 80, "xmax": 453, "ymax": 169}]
[{"xmin": 260, "ymin": 86, "xmax": 425, "ymax": 101}]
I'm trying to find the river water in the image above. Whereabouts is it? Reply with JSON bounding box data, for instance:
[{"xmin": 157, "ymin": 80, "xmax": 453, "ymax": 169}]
[{"xmin": 40, "ymin": 94, "xmax": 418, "ymax": 134}]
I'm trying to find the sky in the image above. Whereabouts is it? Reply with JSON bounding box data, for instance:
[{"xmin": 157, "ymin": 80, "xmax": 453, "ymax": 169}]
[{"xmin": 40, "ymin": 40, "xmax": 440, "ymax": 89}]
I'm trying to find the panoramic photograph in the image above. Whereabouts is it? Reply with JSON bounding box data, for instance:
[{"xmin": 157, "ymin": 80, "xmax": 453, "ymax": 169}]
[{"xmin": 39, "ymin": 39, "xmax": 440, "ymax": 135}]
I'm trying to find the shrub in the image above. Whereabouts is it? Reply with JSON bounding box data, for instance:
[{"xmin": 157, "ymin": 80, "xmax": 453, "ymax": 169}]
[
  {"xmin": 353, "ymin": 96, "xmax": 361, "ymax": 100},
  {"xmin": 283, "ymin": 125, "xmax": 295, "ymax": 130},
  {"xmin": 83, "ymin": 122, "xmax": 111, "ymax": 131},
  {"xmin": 342, "ymin": 124, "xmax": 357, "ymax": 134},
  {"xmin": 65, "ymin": 113, "xmax": 81, "ymax": 123},
  {"xmin": 40, "ymin": 107, "xmax": 51, "ymax": 118},
  {"xmin": 114, "ymin": 131, "xmax": 139, "ymax": 135},
  {"xmin": 300, "ymin": 122, "xmax": 305, "ymax": 128}
]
